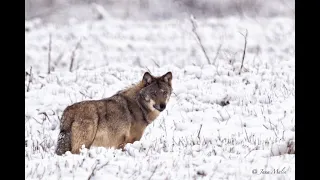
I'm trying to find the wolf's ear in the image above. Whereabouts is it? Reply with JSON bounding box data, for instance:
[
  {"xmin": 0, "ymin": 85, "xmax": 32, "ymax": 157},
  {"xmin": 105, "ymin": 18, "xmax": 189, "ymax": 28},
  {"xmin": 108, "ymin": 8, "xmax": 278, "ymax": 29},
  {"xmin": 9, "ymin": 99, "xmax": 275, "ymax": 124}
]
[
  {"xmin": 142, "ymin": 72, "xmax": 153, "ymax": 85},
  {"xmin": 162, "ymin": 72, "xmax": 172, "ymax": 84}
]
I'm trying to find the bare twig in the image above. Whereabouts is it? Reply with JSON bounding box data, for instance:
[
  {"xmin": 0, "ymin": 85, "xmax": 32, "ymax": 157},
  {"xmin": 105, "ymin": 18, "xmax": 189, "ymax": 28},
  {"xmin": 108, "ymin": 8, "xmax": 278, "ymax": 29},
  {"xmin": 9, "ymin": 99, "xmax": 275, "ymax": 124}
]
[
  {"xmin": 263, "ymin": 124, "xmax": 269, "ymax": 129},
  {"xmin": 27, "ymin": 66, "xmax": 33, "ymax": 92},
  {"xmin": 224, "ymin": 109, "xmax": 231, "ymax": 125},
  {"xmin": 244, "ymin": 127, "xmax": 250, "ymax": 142},
  {"xmin": 189, "ymin": 15, "xmax": 211, "ymax": 64},
  {"xmin": 197, "ymin": 124, "xmax": 203, "ymax": 139},
  {"xmin": 245, "ymin": 147, "xmax": 258, "ymax": 158},
  {"xmin": 213, "ymin": 43, "xmax": 223, "ymax": 65},
  {"xmin": 69, "ymin": 38, "xmax": 82, "ymax": 72},
  {"xmin": 80, "ymin": 91, "xmax": 93, "ymax": 99},
  {"xmin": 38, "ymin": 112, "xmax": 51, "ymax": 122},
  {"xmin": 268, "ymin": 118, "xmax": 278, "ymax": 138},
  {"xmin": 88, "ymin": 160, "xmax": 109, "ymax": 180},
  {"xmin": 147, "ymin": 165, "xmax": 158, "ymax": 180},
  {"xmin": 95, "ymin": 161, "xmax": 109, "ymax": 173},
  {"xmin": 32, "ymin": 117, "xmax": 43, "ymax": 125},
  {"xmin": 87, "ymin": 162, "xmax": 98, "ymax": 180},
  {"xmin": 217, "ymin": 110, "xmax": 227, "ymax": 122},
  {"xmin": 151, "ymin": 59, "xmax": 160, "ymax": 68},
  {"xmin": 53, "ymin": 51, "xmax": 64, "ymax": 67},
  {"xmin": 144, "ymin": 67, "xmax": 151, "ymax": 73},
  {"xmin": 48, "ymin": 33, "xmax": 52, "ymax": 74},
  {"xmin": 239, "ymin": 29, "xmax": 248, "ymax": 75}
]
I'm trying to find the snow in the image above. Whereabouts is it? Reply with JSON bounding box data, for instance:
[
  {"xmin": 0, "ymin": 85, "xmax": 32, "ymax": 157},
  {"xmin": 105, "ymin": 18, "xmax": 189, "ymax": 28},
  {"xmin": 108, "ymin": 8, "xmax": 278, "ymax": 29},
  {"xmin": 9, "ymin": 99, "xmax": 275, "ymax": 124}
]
[{"xmin": 25, "ymin": 14, "xmax": 295, "ymax": 179}]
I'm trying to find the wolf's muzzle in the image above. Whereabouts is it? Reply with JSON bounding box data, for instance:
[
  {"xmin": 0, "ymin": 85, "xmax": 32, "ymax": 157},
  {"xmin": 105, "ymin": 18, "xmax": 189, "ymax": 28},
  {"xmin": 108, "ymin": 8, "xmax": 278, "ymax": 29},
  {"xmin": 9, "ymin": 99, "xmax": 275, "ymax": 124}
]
[{"xmin": 154, "ymin": 103, "xmax": 166, "ymax": 112}]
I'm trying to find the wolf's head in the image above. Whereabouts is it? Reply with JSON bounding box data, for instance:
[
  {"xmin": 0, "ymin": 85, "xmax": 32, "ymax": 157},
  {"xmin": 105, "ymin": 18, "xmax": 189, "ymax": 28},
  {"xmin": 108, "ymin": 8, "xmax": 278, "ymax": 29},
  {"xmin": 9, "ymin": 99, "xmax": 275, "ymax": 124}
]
[{"xmin": 139, "ymin": 71, "xmax": 173, "ymax": 112}]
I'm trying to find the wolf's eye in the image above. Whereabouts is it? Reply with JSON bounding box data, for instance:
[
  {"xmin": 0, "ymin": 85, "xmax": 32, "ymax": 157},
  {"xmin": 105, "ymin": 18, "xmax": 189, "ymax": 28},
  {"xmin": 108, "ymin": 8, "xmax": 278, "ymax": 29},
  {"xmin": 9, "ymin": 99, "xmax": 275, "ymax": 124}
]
[
  {"xmin": 151, "ymin": 91, "xmax": 157, "ymax": 96},
  {"xmin": 163, "ymin": 91, "xmax": 167, "ymax": 95}
]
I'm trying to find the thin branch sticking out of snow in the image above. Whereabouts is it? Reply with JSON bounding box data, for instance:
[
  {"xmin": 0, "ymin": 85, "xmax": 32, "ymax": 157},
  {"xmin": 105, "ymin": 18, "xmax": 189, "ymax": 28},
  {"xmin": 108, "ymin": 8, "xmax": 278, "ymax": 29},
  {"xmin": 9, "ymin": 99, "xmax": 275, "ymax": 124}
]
[
  {"xmin": 27, "ymin": 66, "xmax": 33, "ymax": 92},
  {"xmin": 213, "ymin": 43, "xmax": 223, "ymax": 65},
  {"xmin": 239, "ymin": 29, "xmax": 248, "ymax": 75},
  {"xmin": 69, "ymin": 38, "xmax": 82, "ymax": 72},
  {"xmin": 189, "ymin": 15, "xmax": 211, "ymax": 65},
  {"xmin": 48, "ymin": 34, "xmax": 52, "ymax": 74},
  {"xmin": 147, "ymin": 165, "xmax": 158, "ymax": 180},
  {"xmin": 197, "ymin": 124, "xmax": 203, "ymax": 140}
]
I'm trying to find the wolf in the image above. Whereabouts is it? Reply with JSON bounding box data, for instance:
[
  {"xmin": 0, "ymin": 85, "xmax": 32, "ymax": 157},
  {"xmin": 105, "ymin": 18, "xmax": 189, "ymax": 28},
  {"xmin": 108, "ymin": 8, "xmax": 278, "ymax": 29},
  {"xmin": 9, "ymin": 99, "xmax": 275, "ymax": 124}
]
[{"xmin": 55, "ymin": 71, "xmax": 173, "ymax": 155}]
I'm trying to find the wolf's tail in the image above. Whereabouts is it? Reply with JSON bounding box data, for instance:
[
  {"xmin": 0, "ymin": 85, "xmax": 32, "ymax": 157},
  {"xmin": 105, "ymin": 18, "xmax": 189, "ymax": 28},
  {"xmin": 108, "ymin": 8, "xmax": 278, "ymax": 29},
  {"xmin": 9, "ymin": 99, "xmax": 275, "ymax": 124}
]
[
  {"xmin": 55, "ymin": 129, "xmax": 71, "ymax": 155},
  {"xmin": 55, "ymin": 112, "xmax": 74, "ymax": 155}
]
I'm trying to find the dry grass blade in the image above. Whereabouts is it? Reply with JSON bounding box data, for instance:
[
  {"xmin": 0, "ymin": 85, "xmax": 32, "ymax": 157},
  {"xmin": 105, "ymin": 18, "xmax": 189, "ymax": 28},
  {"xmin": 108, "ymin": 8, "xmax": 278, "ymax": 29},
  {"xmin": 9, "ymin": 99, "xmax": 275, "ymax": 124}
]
[{"xmin": 239, "ymin": 29, "xmax": 248, "ymax": 75}]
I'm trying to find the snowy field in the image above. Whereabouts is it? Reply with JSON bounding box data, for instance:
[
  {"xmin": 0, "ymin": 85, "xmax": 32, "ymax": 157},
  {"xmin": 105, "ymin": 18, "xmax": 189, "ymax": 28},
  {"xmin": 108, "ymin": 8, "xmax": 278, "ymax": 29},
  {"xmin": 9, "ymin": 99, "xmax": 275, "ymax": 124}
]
[{"xmin": 25, "ymin": 15, "xmax": 295, "ymax": 179}]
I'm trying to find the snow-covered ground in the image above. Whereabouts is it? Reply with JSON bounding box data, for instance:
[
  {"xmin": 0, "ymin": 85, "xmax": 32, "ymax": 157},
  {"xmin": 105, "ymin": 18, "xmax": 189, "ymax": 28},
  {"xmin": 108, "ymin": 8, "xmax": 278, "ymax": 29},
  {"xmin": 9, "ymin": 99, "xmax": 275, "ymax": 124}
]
[{"xmin": 25, "ymin": 15, "xmax": 295, "ymax": 179}]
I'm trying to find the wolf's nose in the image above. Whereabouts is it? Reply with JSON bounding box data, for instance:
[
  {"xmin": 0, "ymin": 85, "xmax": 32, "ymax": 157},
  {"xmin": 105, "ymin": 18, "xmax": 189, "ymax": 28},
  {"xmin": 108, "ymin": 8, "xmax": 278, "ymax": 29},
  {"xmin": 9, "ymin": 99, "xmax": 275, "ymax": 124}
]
[{"xmin": 160, "ymin": 103, "xmax": 166, "ymax": 111}]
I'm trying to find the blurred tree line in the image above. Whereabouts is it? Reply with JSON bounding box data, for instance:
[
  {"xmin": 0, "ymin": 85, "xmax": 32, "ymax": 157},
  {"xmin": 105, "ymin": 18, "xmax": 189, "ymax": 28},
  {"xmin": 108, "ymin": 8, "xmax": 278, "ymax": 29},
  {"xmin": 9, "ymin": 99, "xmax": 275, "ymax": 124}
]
[{"xmin": 25, "ymin": 0, "xmax": 295, "ymax": 21}]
